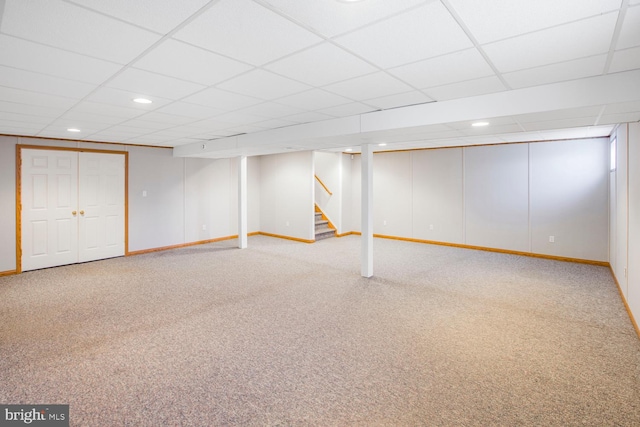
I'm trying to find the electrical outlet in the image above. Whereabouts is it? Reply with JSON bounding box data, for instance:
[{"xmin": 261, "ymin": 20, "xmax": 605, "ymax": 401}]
[
  {"xmin": 383, "ymin": 220, "xmax": 387, "ymax": 226},
  {"xmin": 142, "ymin": 190, "xmax": 147, "ymax": 197},
  {"xmin": 286, "ymin": 221, "xmax": 289, "ymax": 226},
  {"xmin": 429, "ymin": 224, "xmax": 434, "ymax": 230},
  {"xmin": 549, "ymin": 236, "xmax": 555, "ymax": 243},
  {"xmin": 202, "ymin": 224, "xmax": 206, "ymax": 231}
]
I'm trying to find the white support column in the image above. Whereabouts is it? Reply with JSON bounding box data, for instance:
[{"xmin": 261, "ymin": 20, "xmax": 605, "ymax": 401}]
[
  {"xmin": 238, "ymin": 155, "xmax": 248, "ymax": 249},
  {"xmin": 361, "ymin": 144, "xmax": 374, "ymax": 278}
]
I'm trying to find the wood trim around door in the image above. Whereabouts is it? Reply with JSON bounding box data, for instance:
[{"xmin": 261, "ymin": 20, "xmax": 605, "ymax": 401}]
[{"xmin": 15, "ymin": 144, "xmax": 129, "ymax": 273}]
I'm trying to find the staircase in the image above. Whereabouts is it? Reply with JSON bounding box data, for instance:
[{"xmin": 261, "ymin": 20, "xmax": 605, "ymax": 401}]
[{"xmin": 315, "ymin": 205, "xmax": 336, "ymax": 241}]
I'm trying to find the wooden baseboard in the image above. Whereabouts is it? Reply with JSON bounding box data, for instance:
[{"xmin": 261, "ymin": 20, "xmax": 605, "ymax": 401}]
[
  {"xmin": 335, "ymin": 231, "xmax": 356, "ymax": 238},
  {"xmin": 257, "ymin": 232, "xmax": 314, "ymax": 244},
  {"xmin": 126, "ymin": 233, "xmax": 258, "ymax": 256},
  {"xmin": 609, "ymin": 265, "xmax": 640, "ymax": 340},
  {"xmin": 344, "ymin": 232, "xmax": 608, "ymax": 266},
  {"xmin": 0, "ymin": 269, "xmax": 17, "ymax": 277}
]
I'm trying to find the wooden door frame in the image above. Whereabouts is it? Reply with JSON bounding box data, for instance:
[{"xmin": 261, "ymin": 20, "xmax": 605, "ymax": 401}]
[{"xmin": 16, "ymin": 144, "xmax": 129, "ymax": 273}]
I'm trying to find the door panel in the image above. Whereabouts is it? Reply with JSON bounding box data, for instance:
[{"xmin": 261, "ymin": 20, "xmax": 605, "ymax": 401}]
[
  {"xmin": 78, "ymin": 152, "xmax": 125, "ymax": 263},
  {"xmin": 21, "ymin": 149, "xmax": 78, "ymax": 271}
]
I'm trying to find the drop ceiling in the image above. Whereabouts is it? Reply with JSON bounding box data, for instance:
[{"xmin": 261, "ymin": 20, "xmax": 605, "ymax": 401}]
[{"xmin": 0, "ymin": 0, "xmax": 639, "ymax": 158}]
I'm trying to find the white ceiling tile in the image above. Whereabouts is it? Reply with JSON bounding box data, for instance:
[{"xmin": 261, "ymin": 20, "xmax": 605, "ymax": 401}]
[
  {"xmin": 173, "ymin": 0, "xmax": 322, "ymax": 66},
  {"xmin": 237, "ymin": 102, "xmax": 305, "ymax": 119},
  {"xmin": 513, "ymin": 106, "xmax": 604, "ymax": 124},
  {"xmin": 365, "ymin": 91, "xmax": 433, "ymax": 110},
  {"xmin": 631, "ymin": 0, "xmax": 640, "ymax": 4},
  {"xmin": 276, "ymin": 89, "xmax": 352, "ymax": 110},
  {"xmin": 319, "ymin": 103, "xmax": 377, "ymax": 118},
  {"xmin": 537, "ymin": 127, "xmax": 593, "ymax": 140},
  {"xmin": 73, "ymin": 100, "xmax": 150, "ymax": 120},
  {"xmin": 154, "ymin": 102, "xmax": 224, "ymax": 119},
  {"xmin": 460, "ymin": 123, "xmax": 523, "ymax": 136},
  {"xmin": 106, "ymin": 68, "xmax": 206, "ymax": 100},
  {"xmin": 1, "ymin": 0, "xmax": 160, "ymax": 64},
  {"xmin": 206, "ymin": 112, "xmax": 263, "ymax": 126},
  {"xmin": 390, "ymin": 49, "xmax": 494, "ymax": 89},
  {"xmin": 598, "ymin": 111, "xmax": 640, "ymax": 124},
  {"xmin": 447, "ymin": 116, "xmax": 518, "ymax": 130},
  {"xmin": 0, "ymin": 101, "xmax": 66, "ymax": 119},
  {"xmin": 424, "ymin": 76, "xmax": 507, "ymax": 101},
  {"xmin": 253, "ymin": 118, "xmax": 298, "ymax": 130},
  {"xmin": 135, "ymin": 112, "xmax": 197, "ymax": 125},
  {"xmin": 217, "ymin": 69, "xmax": 310, "ymax": 101},
  {"xmin": 56, "ymin": 111, "xmax": 128, "ymax": 126},
  {"xmin": 603, "ymin": 100, "xmax": 640, "ymax": 115},
  {"xmin": 609, "ymin": 46, "xmax": 640, "ymax": 73},
  {"xmin": 599, "ymin": 112, "xmax": 640, "ymax": 124},
  {"xmin": 85, "ymin": 87, "xmax": 172, "ymax": 111},
  {"xmin": 223, "ymin": 124, "xmax": 268, "ymax": 135},
  {"xmin": 0, "ymin": 65, "xmax": 96, "ymax": 99},
  {"xmin": 0, "ymin": 111, "xmax": 53, "ymax": 125},
  {"xmin": 182, "ymin": 88, "xmax": 262, "ymax": 110},
  {"xmin": 260, "ymin": 0, "xmax": 427, "ymax": 38},
  {"xmin": 0, "ymin": 35, "xmax": 122, "ymax": 85},
  {"xmin": 284, "ymin": 112, "xmax": 334, "ymax": 124},
  {"xmin": 0, "ymin": 87, "xmax": 78, "ymax": 109},
  {"xmin": 448, "ymin": 0, "xmax": 622, "ymax": 44},
  {"xmin": 503, "ymin": 55, "xmax": 608, "ymax": 89},
  {"xmin": 334, "ymin": 2, "xmax": 472, "ymax": 68},
  {"xmin": 0, "ymin": 122, "xmax": 44, "ymax": 134},
  {"xmin": 134, "ymin": 39, "xmax": 252, "ymax": 86},
  {"xmin": 67, "ymin": 0, "xmax": 210, "ymax": 34},
  {"xmin": 586, "ymin": 125, "xmax": 615, "ymax": 137},
  {"xmin": 265, "ymin": 43, "xmax": 377, "ymax": 87},
  {"xmin": 484, "ymin": 13, "xmax": 618, "ymax": 73},
  {"xmin": 521, "ymin": 117, "xmax": 598, "ymax": 132},
  {"xmin": 114, "ymin": 118, "xmax": 175, "ymax": 132},
  {"xmin": 324, "ymin": 72, "xmax": 413, "ymax": 101},
  {"xmin": 617, "ymin": 5, "xmax": 640, "ymax": 50}
]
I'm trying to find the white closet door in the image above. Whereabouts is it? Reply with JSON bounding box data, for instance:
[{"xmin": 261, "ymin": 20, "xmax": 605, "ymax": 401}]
[
  {"xmin": 21, "ymin": 149, "xmax": 79, "ymax": 271},
  {"xmin": 78, "ymin": 152, "xmax": 125, "ymax": 262}
]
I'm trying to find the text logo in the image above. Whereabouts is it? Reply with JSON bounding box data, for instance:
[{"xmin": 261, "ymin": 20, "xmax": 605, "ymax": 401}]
[{"xmin": 0, "ymin": 405, "xmax": 68, "ymax": 427}]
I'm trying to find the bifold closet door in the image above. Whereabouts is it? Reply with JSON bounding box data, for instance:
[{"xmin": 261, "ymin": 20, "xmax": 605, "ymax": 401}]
[
  {"xmin": 21, "ymin": 149, "xmax": 79, "ymax": 271},
  {"xmin": 78, "ymin": 152, "xmax": 125, "ymax": 263},
  {"xmin": 21, "ymin": 149, "xmax": 125, "ymax": 272}
]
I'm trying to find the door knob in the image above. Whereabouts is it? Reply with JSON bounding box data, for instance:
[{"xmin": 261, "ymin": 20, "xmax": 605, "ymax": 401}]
[
  {"xmin": 72, "ymin": 211, "xmax": 77, "ymax": 216},
  {"xmin": 80, "ymin": 210, "xmax": 85, "ymax": 215}
]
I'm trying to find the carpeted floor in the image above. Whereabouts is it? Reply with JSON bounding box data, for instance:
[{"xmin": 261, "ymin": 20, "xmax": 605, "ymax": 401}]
[{"xmin": 1, "ymin": 235, "xmax": 639, "ymax": 426}]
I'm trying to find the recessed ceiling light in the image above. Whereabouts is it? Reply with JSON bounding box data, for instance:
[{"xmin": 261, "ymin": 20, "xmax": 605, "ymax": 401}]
[
  {"xmin": 345, "ymin": 148, "xmax": 353, "ymax": 152},
  {"xmin": 133, "ymin": 98, "xmax": 153, "ymax": 104},
  {"xmin": 472, "ymin": 121, "xmax": 489, "ymax": 127},
  {"xmin": 67, "ymin": 128, "xmax": 81, "ymax": 132},
  {"xmin": 337, "ymin": 0, "xmax": 366, "ymax": 3},
  {"xmin": 378, "ymin": 143, "xmax": 387, "ymax": 146}
]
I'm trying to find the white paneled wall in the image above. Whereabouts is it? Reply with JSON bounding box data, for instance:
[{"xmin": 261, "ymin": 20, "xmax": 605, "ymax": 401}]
[
  {"xmin": 412, "ymin": 148, "xmax": 464, "ymax": 244},
  {"xmin": 465, "ymin": 143, "xmax": 530, "ymax": 252},
  {"xmin": 614, "ymin": 126, "xmax": 629, "ymax": 297},
  {"xmin": 128, "ymin": 147, "xmax": 186, "ymax": 251},
  {"xmin": 530, "ymin": 139, "xmax": 609, "ymax": 261},
  {"xmin": 349, "ymin": 137, "xmax": 610, "ymax": 262},
  {"xmin": 0, "ymin": 136, "xmax": 17, "ymax": 272},
  {"xmin": 374, "ymin": 151, "xmax": 413, "ymax": 237},
  {"xmin": 610, "ymin": 122, "xmax": 640, "ymax": 332},
  {"xmin": 626, "ymin": 123, "xmax": 640, "ymax": 324},
  {"xmin": 259, "ymin": 151, "xmax": 314, "ymax": 241}
]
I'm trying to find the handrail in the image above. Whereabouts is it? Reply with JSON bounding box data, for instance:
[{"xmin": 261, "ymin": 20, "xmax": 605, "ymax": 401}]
[{"xmin": 314, "ymin": 174, "xmax": 332, "ymax": 196}]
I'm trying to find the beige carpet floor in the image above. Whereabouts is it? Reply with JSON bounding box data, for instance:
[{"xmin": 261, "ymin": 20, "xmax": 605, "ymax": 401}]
[{"xmin": 1, "ymin": 235, "xmax": 639, "ymax": 426}]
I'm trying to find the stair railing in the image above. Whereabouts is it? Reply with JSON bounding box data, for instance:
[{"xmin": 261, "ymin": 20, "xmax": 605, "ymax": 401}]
[{"xmin": 314, "ymin": 174, "xmax": 333, "ymax": 196}]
